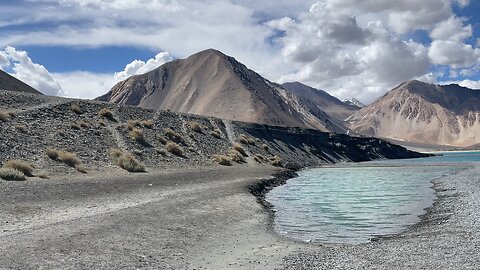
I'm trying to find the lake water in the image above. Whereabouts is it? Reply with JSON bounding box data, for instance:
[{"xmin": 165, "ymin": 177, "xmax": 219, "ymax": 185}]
[{"xmin": 266, "ymin": 151, "xmax": 480, "ymax": 245}]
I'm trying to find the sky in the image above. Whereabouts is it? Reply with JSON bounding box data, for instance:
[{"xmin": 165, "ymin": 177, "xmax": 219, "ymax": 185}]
[{"xmin": 0, "ymin": 0, "xmax": 479, "ymax": 103}]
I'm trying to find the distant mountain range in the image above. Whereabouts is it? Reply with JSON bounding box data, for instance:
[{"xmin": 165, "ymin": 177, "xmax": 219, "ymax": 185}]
[
  {"xmin": 0, "ymin": 70, "xmax": 42, "ymax": 94},
  {"xmin": 97, "ymin": 49, "xmax": 354, "ymax": 133},
  {"xmin": 347, "ymin": 80, "xmax": 480, "ymax": 147},
  {"xmin": 342, "ymin": 98, "xmax": 365, "ymax": 108}
]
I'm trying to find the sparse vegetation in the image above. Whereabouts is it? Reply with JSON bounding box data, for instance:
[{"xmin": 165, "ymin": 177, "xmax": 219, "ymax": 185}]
[
  {"xmin": 109, "ymin": 148, "xmax": 146, "ymax": 172},
  {"xmin": 141, "ymin": 119, "xmax": 154, "ymax": 129},
  {"xmin": 238, "ymin": 134, "xmax": 256, "ymax": 145},
  {"xmin": 130, "ymin": 128, "xmax": 145, "ymax": 142},
  {"xmin": 262, "ymin": 144, "xmax": 269, "ymax": 151},
  {"xmin": 98, "ymin": 120, "xmax": 107, "ymax": 127},
  {"xmin": 47, "ymin": 149, "xmax": 86, "ymax": 173},
  {"xmin": 0, "ymin": 111, "xmax": 11, "ymax": 121},
  {"xmin": 98, "ymin": 108, "xmax": 115, "ymax": 120},
  {"xmin": 269, "ymin": 155, "xmax": 283, "ymax": 167},
  {"xmin": 164, "ymin": 128, "xmax": 183, "ymax": 143},
  {"xmin": 165, "ymin": 141, "xmax": 184, "ymax": 157},
  {"xmin": 0, "ymin": 167, "xmax": 25, "ymax": 181},
  {"xmin": 37, "ymin": 172, "xmax": 49, "ymax": 179},
  {"xmin": 79, "ymin": 120, "xmax": 89, "ymax": 128},
  {"xmin": 70, "ymin": 123, "xmax": 81, "ymax": 130},
  {"xmin": 156, "ymin": 148, "xmax": 168, "ymax": 156},
  {"xmin": 189, "ymin": 121, "xmax": 202, "ymax": 133},
  {"xmin": 157, "ymin": 135, "xmax": 168, "ymax": 145},
  {"xmin": 232, "ymin": 143, "xmax": 248, "ymax": 157},
  {"xmin": 254, "ymin": 154, "xmax": 265, "ymax": 163},
  {"xmin": 228, "ymin": 149, "xmax": 245, "ymax": 163},
  {"xmin": 3, "ymin": 160, "xmax": 34, "ymax": 177},
  {"xmin": 71, "ymin": 104, "xmax": 83, "ymax": 114},
  {"xmin": 15, "ymin": 124, "xmax": 27, "ymax": 133},
  {"xmin": 46, "ymin": 147, "xmax": 60, "ymax": 160},
  {"xmin": 210, "ymin": 129, "xmax": 222, "ymax": 139},
  {"xmin": 212, "ymin": 154, "xmax": 232, "ymax": 166}
]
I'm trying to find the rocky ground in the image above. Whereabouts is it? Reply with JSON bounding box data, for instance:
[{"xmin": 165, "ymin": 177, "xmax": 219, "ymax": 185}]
[{"xmin": 0, "ymin": 90, "xmax": 424, "ymax": 179}]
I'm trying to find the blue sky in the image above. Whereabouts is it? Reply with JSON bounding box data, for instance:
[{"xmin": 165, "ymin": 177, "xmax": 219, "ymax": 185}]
[{"xmin": 0, "ymin": 0, "xmax": 479, "ymax": 102}]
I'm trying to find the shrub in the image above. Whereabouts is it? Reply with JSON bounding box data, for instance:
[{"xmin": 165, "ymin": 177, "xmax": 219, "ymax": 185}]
[
  {"xmin": 37, "ymin": 172, "xmax": 49, "ymax": 179},
  {"xmin": 46, "ymin": 147, "xmax": 60, "ymax": 160},
  {"xmin": 0, "ymin": 111, "xmax": 11, "ymax": 121},
  {"xmin": 75, "ymin": 164, "xmax": 88, "ymax": 173},
  {"xmin": 130, "ymin": 128, "xmax": 145, "ymax": 142},
  {"xmin": 70, "ymin": 123, "xmax": 81, "ymax": 130},
  {"xmin": 98, "ymin": 108, "xmax": 114, "ymax": 120},
  {"xmin": 3, "ymin": 160, "xmax": 34, "ymax": 177},
  {"xmin": 0, "ymin": 168, "xmax": 25, "ymax": 181},
  {"xmin": 15, "ymin": 124, "xmax": 27, "ymax": 133},
  {"xmin": 71, "ymin": 104, "xmax": 83, "ymax": 114},
  {"xmin": 79, "ymin": 120, "xmax": 89, "ymax": 128},
  {"xmin": 254, "ymin": 154, "xmax": 265, "ymax": 163},
  {"xmin": 164, "ymin": 128, "xmax": 183, "ymax": 143},
  {"xmin": 269, "ymin": 155, "xmax": 283, "ymax": 167},
  {"xmin": 109, "ymin": 149, "xmax": 146, "ymax": 172},
  {"xmin": 127, "ymin": 120, "xmax": 141, "ymax": 131},
  {"xmin": 157, "ymin": 135, "xmax": 168, "ymax": 145},
  {"xmin": 189, "ymin": 121, "xmax": 202, "ymax": 133},
  {"xmin": 210, "ymin": 129, "xmax": 222, "ymax": 139},
  {"xmin": 156, "ymin": 148, "xmax": 168, "ymax": 156},
  {"xmin": 262, "ymin": 144, "xmax": 269, "ymax": 151},
  {"xmin": 98, "ymin": 120, "xmax": 107, "ymax": 127},
  {"xmin": 228, "ymin": 149, "xmax": 245, "ymax": 163},
  {"xmin": 165, "ymin": 141, "xmax": 184, "ymax": 157},
  {"xmin": 238, "ymin": 134, "xmax": 249, "ymax": 144},
  {"xmin": 58, "ymin": 151, "xmax": 82, "ymax": 167},
  {"xmin": 232, "ymin": 143, "xmax": 248, "ymax": 157},
  {"xmin": 141, "ymin": 120, "xmax": 154, "ymax": 129},
  {"xmin": 212, "ymin": 155, "xmax": 232, "ymax": 166}
]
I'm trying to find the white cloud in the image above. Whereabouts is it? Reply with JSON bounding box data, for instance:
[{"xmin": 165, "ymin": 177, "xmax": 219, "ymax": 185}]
[
  {"xmin": 430, "ymin": 16, "xmax": 472, "ymax": 42},
  {"xmin": 0, "ymin": 46, "xmax": 64, "ymax": 96},
  {"xmin": 52, "ymin": 71, "xmax": 114, "ymax": 99},
  {"xmin": 429, "ymin": 40, "xmax": 480, "ymax": 67},
  {"xmin": 441, "ymin": 79, "xmax": 480, "ymax": 89},
  {"xmin": 114, "ymin": 51, "xmax": 172, "ymax": 83}
]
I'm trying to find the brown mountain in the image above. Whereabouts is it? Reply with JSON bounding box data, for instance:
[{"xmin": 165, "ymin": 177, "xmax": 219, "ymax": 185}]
[
  {"xmin": 282, "ymin": 81, "xmax": 359, "ymax": 122},
  {"xmin": 98, "ymin": 49, "xmax": 345, "ymax": 132},
  {"xmin": 346, "ymin": 80, "xmax": 480, "ymax": 147},
  {"xmin": 0, "ymin": 70, "xmax": 42, "ymax": 94}
]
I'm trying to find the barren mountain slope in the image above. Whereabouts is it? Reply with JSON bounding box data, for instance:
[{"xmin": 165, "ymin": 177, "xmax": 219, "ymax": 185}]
[
  {"xmin": 98, "ymin": 49, "xmax": 343, "ymax": 132},
  {"xmin": 0, "ymin": 70, "xmax": 42, "ymax": 94},
  {"xmin": 282, "ymin": 81, "xmax": 359, "ymax": 121},
  {"xmin": 347, "ymin": 80, "xmax": 480, "ymax": 147}
]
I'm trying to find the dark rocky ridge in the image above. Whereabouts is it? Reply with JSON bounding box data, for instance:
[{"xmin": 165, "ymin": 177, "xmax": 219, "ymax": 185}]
[
  {"xmin": 0, "ymin": 90, "xmax": 427, "ymax": 178},
  {"xmin": 0, "ymin": 70, "xmax": 42, "ymax": 95}
]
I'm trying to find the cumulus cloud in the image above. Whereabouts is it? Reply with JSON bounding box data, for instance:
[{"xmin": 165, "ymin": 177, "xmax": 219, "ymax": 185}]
[
  {"xmin": 52, "ymin": 71, "xmax": 114, "ymax": 99},
  {"xmin": 0, "ymin": 46, "xmax": 64, "ymax": 96},
  {"xmin": 114, "ymin": 51, "xmax": 172, "ymax": 83}
]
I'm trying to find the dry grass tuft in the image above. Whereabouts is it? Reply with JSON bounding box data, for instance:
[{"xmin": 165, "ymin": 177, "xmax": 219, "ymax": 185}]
[
  {"xmin": 228, "ymin": 149, "xmax": 245, "ymax": 163},
  {"xmin": 262, "ymin": 144, "xmax": 269, "ymax": 151},
  {"xmin": 15, "ymin": 124, "xmax": 27, "ymax": 133},
  {"xmin": 212, "ymin": 154, "xmax": 232, "ymax": 166},
  {"xmin": 164, "ymin": 128, "xmax": 183, "ymax": 143},
  {"xmin": 210, "ymin": 129, "xmax": 222, "ymax": 139},
  {"xmin": 127, "ymin": 120, "xmax": 141, "ymax": 131},
  {"xmin": 75, "ymin": 164, "xmax": 88, "ymax": 173},
  {"xmin": 156, "ymin": 148, "xmax": 168, "ymax": 156},
  {"xmin": 141, "ymin": 120, "xmax": 154, "ymax": 129},
  {"xmin": 0, "ymin": 111, "xmax": 12, "ymax": 122},
  {"xmin": 70, "ymin": 123, "xmax": 81, "ymax": 130},
  {"xmin": 46, "ymin": 147, "xmax": 60, "ymax": 160},
  {"xmin": 232, "ymin": 143, "xmax": 248, "ymax": 157},
  {"xmin": 37, "ymin": 172, "xmax": 49, "ymax": 179},
  {"xmin": 254, "ymin": 154, "xmax": 265, "ymax": 163},
  {"xmin": 98, "ymin": 108, "xmax": 115, "ymax": 120},
  {"xmin": 239, "ymin": 134, "xmax": 256, "ymax": 145},
  {"xmin": 130, "ymin": 128, "xmax": 145, "ymax": 142},
  {"xmin": 58, "ymin": 151, "xmax": 82, "ymax": 168},
  {"xmin": 98, "ymin": 120, "xmax": 107, "ymax": 127},
  {"xmin": 109, "ymin": 148, "xmax": 146, "ymax": 172},
  {"xmin": 189, "ymin": 121, "xmax": 202, "ymax": 133},
  {"xmin": 0, "ymin": 167, "xmax": 25, "ymax": 181},
  {"xmin": 165, "ymin": 141, "xmax": 184, "ymax": 157},
  {"xmin": 157, "ymin": 135, "xmax": 168, "ymax": 145},
  {"xmin": 4, "ymin": 160, "xmax": 34, "ymax": 177},
  {"xmin": 71, "ymin": 104, "xmax": 83, "ymax": 115},
  {"xmin": 269, "ymin": 155, "xmax": 283, "ymax": 167},
  {"xmin": 79, "ymin": 120, "xmax": 89, "ymax": 128}
]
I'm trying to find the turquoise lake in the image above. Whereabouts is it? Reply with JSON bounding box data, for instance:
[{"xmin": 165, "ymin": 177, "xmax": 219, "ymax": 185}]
[{"xmin": 266, "ymin": 151, "xmax": 480, "ymax": 244}]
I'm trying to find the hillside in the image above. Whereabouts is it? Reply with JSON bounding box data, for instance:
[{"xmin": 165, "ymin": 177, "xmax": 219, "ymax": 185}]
[
  {"xmin": 0, "ymin": 70, "xmax": 42, "ymax": 94},
  {"xmin": 282, "ymin": 81, "xmax": 359, "ymax": 126},
  {"xmin": 0, "ymin": 89, "xmax": 426, "ymax": 179},
  {"xmin": 347, "ymin": 80, "xmax": 480, "ymax": 147},
  {"xmin": 97, "ymin": 49, "xmax": 345, "ymax": 133}
]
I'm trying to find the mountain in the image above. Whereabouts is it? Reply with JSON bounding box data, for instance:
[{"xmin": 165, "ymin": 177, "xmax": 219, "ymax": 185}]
[
  {"xmin": 282, "ymin": 82, "xmax": 359, "ymax": 121},
  {"xmin": 342, "ymin": 98, "xmax": 365, "ymax": 108},
  {"xmin": 0, "ymin": 70, "xmax": 42, "ymax": 94},
  {"xmin": 346, "ymin": 80, "xmax": 480, "ymax": 147},
  {"xmin": 98, "ymin": 49, "xmax": 344, "ymax": 132}
]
